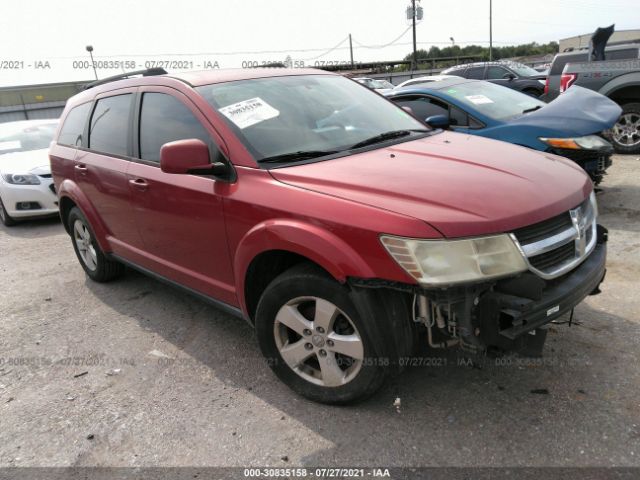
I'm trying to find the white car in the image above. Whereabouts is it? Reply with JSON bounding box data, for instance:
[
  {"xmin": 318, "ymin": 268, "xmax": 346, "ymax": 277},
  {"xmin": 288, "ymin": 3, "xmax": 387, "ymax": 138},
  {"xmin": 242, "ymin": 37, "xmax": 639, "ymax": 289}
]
[
  {"xmin": 0, "ymin": 120, "xmax": 59, "ymax": 226},
  {"xmin": 394, "ymin": 74, "xmax": 462, "ymax": 89},
  {"xmin": 352, "ymin": 77, "xmax": 395, "ymax": 94}
]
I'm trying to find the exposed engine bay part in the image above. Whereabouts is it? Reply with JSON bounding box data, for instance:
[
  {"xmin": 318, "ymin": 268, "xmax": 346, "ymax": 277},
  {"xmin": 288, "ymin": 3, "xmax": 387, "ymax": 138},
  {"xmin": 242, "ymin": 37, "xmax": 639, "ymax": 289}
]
[{"xmin": 413, "ymin": 294, "xmax": 459, "ymax": 349}]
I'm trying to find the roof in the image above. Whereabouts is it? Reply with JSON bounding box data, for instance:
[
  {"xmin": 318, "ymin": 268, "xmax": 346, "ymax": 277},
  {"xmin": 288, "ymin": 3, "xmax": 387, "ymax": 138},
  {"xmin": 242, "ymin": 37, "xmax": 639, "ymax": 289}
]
[
  {"xmin": 393, "ymin": 77, "xmax": 474, "ymax": 92},
  {"xmin": 396, "ymin": 75, "xmax": 461, "ymax": 87},
  {"xmin": 64, "ymin": 68, "xmax": 337, "ymax": 107},
  {"xmin": 444, "ymin": 60, "xmax": 520, "ymax": 71}
]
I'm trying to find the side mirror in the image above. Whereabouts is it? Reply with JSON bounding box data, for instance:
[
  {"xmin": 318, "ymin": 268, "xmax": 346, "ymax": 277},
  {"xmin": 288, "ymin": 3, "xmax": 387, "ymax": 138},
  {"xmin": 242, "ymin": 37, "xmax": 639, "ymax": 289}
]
[
  {"xmin": 425, "ymin": 114, "xmax": 450, "ymax": 129},
  {"xmin": 503, "ymin": 72, "xmax": 516, "ymax": 81},
  {"xmin": 160, "ymin": 138, "xmax": 228, "ymax": 176}
]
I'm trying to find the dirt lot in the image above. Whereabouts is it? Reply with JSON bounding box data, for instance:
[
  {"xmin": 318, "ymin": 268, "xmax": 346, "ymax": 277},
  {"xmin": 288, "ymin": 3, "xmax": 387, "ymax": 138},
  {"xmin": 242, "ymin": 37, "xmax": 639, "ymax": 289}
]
[{"xmin": 0, "ymin": 155, "xmax": 639, "ymax": 469}]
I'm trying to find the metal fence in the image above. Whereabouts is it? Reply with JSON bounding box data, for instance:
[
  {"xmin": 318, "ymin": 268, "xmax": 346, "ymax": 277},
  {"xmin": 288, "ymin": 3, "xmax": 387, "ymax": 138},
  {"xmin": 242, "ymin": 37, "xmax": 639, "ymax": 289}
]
[{"xmin": 0, "ymin": 81, "xmax": 88, "ymax": 124}]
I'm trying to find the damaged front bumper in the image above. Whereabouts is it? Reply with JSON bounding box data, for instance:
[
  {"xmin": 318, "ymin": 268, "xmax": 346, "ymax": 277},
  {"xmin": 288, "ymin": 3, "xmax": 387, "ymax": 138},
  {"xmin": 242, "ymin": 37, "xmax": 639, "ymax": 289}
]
[
  {"xmin": 411, "ymin": 225, "xmax": 607, "ymax": 356},
  {"xmin": 474, "ymin": 225, "xmax": 607, "ymax": 354}
]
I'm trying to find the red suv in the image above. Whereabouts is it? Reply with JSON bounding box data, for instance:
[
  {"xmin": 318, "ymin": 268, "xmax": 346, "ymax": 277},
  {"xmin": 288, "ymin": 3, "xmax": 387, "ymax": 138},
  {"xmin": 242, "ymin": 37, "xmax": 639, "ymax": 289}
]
[{"xmin": 50, "ymin": 68, "xmax": 607, "ymax": 403}]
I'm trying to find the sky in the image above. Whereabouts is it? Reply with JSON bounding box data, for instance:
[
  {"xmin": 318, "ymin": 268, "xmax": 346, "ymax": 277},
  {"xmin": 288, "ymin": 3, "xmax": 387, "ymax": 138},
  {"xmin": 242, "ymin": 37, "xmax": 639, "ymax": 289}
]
[{"xmin": 1, "ymin": 0, "xmax": 639, "ymax": 87}]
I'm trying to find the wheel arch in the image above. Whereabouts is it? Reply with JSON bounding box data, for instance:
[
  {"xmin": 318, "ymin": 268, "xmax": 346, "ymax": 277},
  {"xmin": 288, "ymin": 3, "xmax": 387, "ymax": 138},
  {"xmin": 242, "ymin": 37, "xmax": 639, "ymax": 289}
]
[
  {"xmin": 57, "ymin": 179, "xmax": 110, "ymax": 251},
  {"xmin": 599, "ymin": 74, "xmax": 640, "ymax": 102},
  {"xmin": 235, "ymin": 219, "xmax": 377, "ymax": 321}
]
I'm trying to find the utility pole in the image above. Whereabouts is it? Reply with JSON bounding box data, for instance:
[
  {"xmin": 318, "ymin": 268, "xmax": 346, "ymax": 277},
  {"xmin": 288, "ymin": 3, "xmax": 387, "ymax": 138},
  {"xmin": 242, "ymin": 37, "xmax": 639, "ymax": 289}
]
[
  {"xmin": 411, "ymin": 0, "xmax": 417, "ymax": 70},
  {"xmin": 349, "ymin": 33, "xmax": 354, "ymax": 68},
  {"xmin": 489, "ymin": 0, "xmax": 493, "ymax": 61}
]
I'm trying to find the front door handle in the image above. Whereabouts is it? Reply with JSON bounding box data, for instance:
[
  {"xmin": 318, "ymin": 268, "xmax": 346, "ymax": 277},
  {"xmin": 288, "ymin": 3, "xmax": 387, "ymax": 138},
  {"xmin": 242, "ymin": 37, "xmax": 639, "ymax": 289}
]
[
  {"xmin": 129, "ymin": 178, "xmax": 149, "ymax": 192},
  {"xmin": 75, "ymin": 164, "xmax": 88, "ymax": 175}
]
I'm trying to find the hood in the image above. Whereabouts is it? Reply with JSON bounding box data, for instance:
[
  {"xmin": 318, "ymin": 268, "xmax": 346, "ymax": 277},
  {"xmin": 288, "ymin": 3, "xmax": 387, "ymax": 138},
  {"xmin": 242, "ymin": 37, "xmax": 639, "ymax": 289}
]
[
  {"xmin": 0, "ymin": 149, "xmax": 51, "ymax": 175},
  {"xmin": 508, "ymin": 86, "xmax": 622, "ymax": 136},
  {"xmin": 269, "ymin": 132, "xmax": 592, "ymax": 238}
]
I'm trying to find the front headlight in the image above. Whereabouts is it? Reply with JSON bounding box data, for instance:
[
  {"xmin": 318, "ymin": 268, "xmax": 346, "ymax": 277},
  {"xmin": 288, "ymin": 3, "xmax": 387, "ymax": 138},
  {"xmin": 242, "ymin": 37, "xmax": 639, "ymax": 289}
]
[
  {"xmin": 381, "ymin": 234, "xmax": 528, "ymax": 287},
  {"xmin": 539, "ymin": 135, "xmax": 611, "ymax": 151},
  {"xmin": 1, "ymin": 173, "xmax": 41, "ymax": 185}
]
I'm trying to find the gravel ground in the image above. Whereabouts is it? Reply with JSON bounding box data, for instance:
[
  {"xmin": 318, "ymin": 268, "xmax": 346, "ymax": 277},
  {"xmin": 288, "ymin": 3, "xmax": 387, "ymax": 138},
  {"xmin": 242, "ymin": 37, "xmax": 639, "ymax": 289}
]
[{"xmin": 0, "ymin": 155, "xmax": 639, "ymax": 469}]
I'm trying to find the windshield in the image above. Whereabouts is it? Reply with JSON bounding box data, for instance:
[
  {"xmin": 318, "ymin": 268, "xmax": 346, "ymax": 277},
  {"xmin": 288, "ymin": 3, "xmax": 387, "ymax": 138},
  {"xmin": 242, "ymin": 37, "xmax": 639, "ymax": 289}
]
[
  {"xmin": 507, "ymin": 62, "xmax": 540, "ymax": 77},
  {"xmin": 443, "ymin": 81, "xmax": 545, "ymax": 121},
  {"xmin": 197, "ymin": 74, "xmax": 429, "ymax": 163},
  {"xmin": 0, "ymin": 122, "xmax": 58, "ymax": 155}
]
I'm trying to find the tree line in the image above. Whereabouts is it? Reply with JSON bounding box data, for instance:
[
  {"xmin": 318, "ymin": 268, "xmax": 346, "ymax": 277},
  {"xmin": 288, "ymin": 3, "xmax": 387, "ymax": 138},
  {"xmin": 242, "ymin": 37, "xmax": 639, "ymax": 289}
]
[{"xmin": 401, "ymin": 41, "xmax": 559, "ymax": 67}]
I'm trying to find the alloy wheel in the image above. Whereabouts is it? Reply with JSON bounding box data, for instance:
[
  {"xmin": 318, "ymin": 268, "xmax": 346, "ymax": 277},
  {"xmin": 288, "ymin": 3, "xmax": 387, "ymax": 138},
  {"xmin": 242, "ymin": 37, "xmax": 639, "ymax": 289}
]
[
  {"xmin": 612, "ymin": 113, "xmax": 640, "ymax": 147},
  {"xmin": 273, "ymin": 296, "xmax": 364, "ymax": 387},
  {"xmin": 73, "ymin": 219, "xmax": 98, "ymax": 271}
]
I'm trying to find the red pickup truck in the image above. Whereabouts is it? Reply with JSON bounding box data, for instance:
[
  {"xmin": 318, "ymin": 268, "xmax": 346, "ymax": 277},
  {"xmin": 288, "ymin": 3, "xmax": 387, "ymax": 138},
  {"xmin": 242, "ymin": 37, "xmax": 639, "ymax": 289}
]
[{"xmin": 50, "ymin": 68, "xmax": 607, "ymax": 403}]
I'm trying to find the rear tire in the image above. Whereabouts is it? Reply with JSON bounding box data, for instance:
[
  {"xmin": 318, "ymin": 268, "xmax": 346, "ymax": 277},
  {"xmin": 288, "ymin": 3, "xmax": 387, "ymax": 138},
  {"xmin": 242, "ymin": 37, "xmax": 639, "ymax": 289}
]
[
  {"xmin": 611, "ymin": 103, "xmax": 640, "ymax": 154},
  {"xmin": 0, "ymin": 196, "xmax": 17, "ymax": 226},
  {"xmin": 67, "ymin": 207, "xmax": 124, "ymax": 282},
  {"xmin": 255, "ymin": 263, "xmax": 387, "ymax": 404}
]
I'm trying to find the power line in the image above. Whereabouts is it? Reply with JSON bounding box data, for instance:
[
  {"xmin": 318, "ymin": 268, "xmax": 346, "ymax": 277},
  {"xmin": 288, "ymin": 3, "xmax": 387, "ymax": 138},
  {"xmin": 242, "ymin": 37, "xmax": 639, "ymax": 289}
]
[
  {"xmin": 352, "ymin": 26, "xmax": 412, "ymax": 49},
  {"xmin": 300, "ymin": 36, "xmax": 350, "ymax": 61}
]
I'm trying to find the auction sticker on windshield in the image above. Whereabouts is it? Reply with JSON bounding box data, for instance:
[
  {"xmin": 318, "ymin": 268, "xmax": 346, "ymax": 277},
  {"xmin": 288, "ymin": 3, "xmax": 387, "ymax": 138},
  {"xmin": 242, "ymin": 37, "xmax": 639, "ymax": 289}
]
[
  {"xmin": 465, "ymin": 94, "xmax": 494, "ymax": 105},
  {"xmin": 219, "ymin": 97, "xmax": 279, "ymax": 129}
]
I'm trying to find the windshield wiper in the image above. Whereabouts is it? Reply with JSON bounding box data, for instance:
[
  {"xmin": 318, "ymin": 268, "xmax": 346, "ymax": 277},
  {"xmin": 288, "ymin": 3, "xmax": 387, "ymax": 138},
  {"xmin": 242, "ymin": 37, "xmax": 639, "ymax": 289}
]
[
  {"xmin": 349, "ymin": 129, "xmax": 428, "ymax": 150},
  {"xmin": 523, "ymin": 105, "xmax": 543, "ymax": 114},
  {"xmin": 259, "ymin": 150, "xmax": 339, "ymax": 163}
]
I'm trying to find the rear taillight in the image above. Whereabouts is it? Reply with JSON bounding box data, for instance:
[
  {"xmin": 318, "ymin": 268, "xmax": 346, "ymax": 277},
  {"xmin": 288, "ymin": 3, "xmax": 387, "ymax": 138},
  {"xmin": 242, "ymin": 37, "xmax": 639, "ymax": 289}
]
[
  {"xmin": 559, "ymin": 73, "xmax": 577, "ymax": 93},
  {"xmin": 543, "ymin": 76, "xmax": 549, "ymax": 95}
]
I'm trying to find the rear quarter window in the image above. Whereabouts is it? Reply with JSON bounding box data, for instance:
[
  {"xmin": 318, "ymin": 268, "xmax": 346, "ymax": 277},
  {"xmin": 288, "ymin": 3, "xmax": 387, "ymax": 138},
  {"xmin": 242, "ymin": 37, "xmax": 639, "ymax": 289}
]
[
  {"xmin": 445, "ymin": 67, "xmax": 466, "ymax": 77},
  {"xmin": 607, "ymin": 48, "xmax": 640, "ymax": 60},
  {"xmin": 58, "ymin": 102, "xmax": 92, "ymax": 147}
]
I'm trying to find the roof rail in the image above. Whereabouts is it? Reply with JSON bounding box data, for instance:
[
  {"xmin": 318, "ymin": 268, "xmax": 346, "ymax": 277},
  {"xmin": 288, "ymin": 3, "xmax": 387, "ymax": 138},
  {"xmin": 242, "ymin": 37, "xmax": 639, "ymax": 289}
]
[{"xmin": 83, "ymin": 68, "xmax": 168, "ymax": 90}]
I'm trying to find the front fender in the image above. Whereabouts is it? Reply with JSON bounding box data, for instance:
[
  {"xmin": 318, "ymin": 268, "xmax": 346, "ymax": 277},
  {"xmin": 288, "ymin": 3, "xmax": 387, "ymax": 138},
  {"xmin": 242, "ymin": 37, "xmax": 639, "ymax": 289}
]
[
  {"xmin": 234, "ymin": 219, "xmax": 378, "ymax": 314},
  {"xmin": 57, "ymin": 179, "xmax": 111, "ymax": 252}
]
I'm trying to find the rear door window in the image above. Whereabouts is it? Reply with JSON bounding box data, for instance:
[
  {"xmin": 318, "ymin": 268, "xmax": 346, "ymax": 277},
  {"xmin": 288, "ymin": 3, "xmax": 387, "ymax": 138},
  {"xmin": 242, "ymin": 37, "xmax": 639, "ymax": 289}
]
[
  {"xmin": 58, "ymin": 102, "xmax": 92, "ymax": 147},
  {"xmin": 88, "ymin": 94, "xmax": 132, "ymax": 156},
  {"xmin": 138, "ymin": 93, "xmax": 211, "ymax": 163},
  {"xmin": 466, "ymin": 67, "xmax": 485, "ymax": 79}
]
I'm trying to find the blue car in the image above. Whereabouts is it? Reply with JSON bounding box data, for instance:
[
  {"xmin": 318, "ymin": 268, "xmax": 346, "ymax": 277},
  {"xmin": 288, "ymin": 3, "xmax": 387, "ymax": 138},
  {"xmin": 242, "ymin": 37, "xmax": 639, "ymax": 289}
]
[{"xmin": 386, "ymin": 78, "xmax": 622, "ymax": 183}]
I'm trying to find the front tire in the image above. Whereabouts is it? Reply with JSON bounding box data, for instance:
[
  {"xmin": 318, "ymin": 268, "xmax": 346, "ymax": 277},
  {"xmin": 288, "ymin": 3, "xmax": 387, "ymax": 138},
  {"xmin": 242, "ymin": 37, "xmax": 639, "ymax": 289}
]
[
  {"xmin": 68, "ymin": 207, "xmax": 124, "ymax": 282},
  {"xmin": 611, "ymin": 103, "xmax": 640, "ymax": 154},
  {"xmin": 0, "ymin": 196, "xmax": 17, "ymax": 226},
  {"xmin": 255, "ymin": 264, "xmax": 386, "ymax": 404}
]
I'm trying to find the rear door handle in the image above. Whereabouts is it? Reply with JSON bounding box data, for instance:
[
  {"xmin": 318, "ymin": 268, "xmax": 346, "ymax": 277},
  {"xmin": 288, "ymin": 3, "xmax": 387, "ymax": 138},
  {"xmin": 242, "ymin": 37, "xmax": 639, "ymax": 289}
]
[
  {"xmin": 75, "ymin": 164, "xmax": 88, "ymax": 175},
  {"xmin": 129, "ymin": 178, "xmax": 149, "ymax": 192}
]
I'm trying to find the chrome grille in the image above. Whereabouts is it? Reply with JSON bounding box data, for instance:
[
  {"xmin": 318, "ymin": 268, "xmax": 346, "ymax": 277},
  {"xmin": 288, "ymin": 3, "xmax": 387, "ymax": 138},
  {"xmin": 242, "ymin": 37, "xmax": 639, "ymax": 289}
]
[
  {"xmin": 511, "ymin": 195, "xmax": 597, "ymax": 280},
  {"xmin": 512, "ymin": 212, "xmax": 573, "ymax": 245},
  {"xmin": 529, "ymin": 241, "xmax": 575, "ymax": 271}
]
